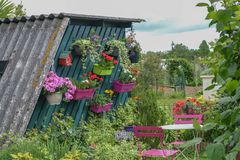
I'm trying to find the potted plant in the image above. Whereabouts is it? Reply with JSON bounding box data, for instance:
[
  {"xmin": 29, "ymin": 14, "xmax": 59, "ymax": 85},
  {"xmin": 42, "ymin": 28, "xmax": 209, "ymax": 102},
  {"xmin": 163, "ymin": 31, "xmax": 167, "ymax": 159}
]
[
  {"xmin": 93, "ymin": 52, "xmax": 118, "ymax": 76},
  {"xmin": 43, "ymin": 71, "xmax": 76, "ymax": 105},
  {"xmin": 113, "ymin": 68, "xmax": 138, "ymax": 93},
  {"xmin": 71, "ymin": 38, "xmax": 100, "ymax": 70},
  {"xmin": 125, "ymin": 33, "xmax": 142, "ymax": 63},
  {"xmin": 90, "ymin": 94, "xmax": 113, "ymax": 113},
  {"xmin": 71, "ymin": 72, "xmax": 104, "ymax": 100},
  {"xmin": 104, "ymin": 39, "xmax": 125, "ymax": 58}
]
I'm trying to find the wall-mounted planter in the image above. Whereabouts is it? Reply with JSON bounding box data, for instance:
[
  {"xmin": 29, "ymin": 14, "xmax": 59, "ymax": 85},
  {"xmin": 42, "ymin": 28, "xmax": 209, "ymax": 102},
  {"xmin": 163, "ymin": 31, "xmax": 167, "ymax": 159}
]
[
  {"xmin": 90, "ymin": 103, "xmax": 112, "ymax": 113},
  {"xmin": 113, "ymin": 81, "xmax": 135, "ymax": 93},
  {"xmin": 46, "ymin": 92, "xmax": 62, "ymax": 105},
  {"xmin": 58, "ymin": 51, "xmax": 72, "ymax": 66},
  {"xmin": 128, "ymin": 50, "xmax": 139, "ymax": 63},
  {"xmin": 73, "ymin": 88, "xmax": 95, "ymax": 100},
  {"xmin": 93, "ymin": 64, "xmax": 114, "ymax": 76}
]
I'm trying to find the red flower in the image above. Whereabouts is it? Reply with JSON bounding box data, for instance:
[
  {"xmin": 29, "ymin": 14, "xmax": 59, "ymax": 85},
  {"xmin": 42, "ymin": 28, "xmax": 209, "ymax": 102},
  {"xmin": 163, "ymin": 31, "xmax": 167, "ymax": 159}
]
[
  {"xmin": 90, "ymin": 74, "xmax": 97, "ymax": 80},
  {"xmin": 113, "ymin": 60, "xmax": 118, "ymax": 65},
  {"xmin": 89, "ymin": 72, "xmax": 93, "ymax": 75},
  {"xmin": 83, "ymin": 73, "xmax": 87, "ymax": 77},
  {"xmin": 102, "ymin": 52, "xmax": 107, "ymax": 57},
  {"xmin": 105, "ymin": 55, "xmax": 113, "ymax": 61},
  {"xmin": 99, "ymin": 78, "xmax": 104, "ymax": 81}
]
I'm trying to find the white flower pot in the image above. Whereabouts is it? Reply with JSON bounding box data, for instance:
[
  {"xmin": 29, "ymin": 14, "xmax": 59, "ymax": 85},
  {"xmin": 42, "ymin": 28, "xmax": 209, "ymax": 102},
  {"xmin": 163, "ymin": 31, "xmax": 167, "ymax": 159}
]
[{"xmin": 46, "ymin": 92, "xmax": 62, "ymax": 105}]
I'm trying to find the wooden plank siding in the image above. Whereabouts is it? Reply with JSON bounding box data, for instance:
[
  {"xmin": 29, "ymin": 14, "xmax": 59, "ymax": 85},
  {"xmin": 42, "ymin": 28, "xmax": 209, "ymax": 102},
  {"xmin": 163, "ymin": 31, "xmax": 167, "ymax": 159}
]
[{"xmin": 27, "ymin": 21, "xmax": 130, "ymax": 130}]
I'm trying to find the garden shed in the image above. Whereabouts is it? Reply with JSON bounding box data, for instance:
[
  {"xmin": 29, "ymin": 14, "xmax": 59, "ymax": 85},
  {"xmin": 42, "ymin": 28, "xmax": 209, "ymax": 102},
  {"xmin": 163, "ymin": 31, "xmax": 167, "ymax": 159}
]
[{"xmin": 0, "ymin": 13, "xmax": 144, "ymax": 135}]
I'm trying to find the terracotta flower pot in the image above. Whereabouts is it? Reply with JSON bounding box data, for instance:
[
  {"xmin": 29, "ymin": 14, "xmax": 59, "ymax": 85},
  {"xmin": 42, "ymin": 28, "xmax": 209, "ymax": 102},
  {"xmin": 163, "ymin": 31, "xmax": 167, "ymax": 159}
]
[
  {"xmin": 46, "ymin": 92, "xmax": 62, "ymax": 105},
  {"xmin": 93, "ymin": 64, "xmax": 114, "ymax": 76},
  {"xmin": 91, "ymin": 103, "xmax": 112, "ymax": 113},
  {"xmin": 113, "ymin": 81, "xmax": 135, "ymax": 93},
  {"xmin": 73, "ymin": 88, "xmax": 95, "ymax": 100}
]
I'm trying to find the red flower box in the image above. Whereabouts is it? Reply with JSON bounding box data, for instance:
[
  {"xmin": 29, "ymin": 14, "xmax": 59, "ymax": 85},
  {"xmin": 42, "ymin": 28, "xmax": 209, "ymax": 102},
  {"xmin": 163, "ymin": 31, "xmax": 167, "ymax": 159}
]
[
  {"xmin": 113, "ymin": 81, "xmax": 135, "ymax": 93},
  {"xmin": 58, "ymin": 51, "xmax": 72, "ymax": 66},
  {"xmin": 73, "ymin": 88, "xmax": 95, "ymax": 100},
  {"xmin": 91, "ymin": 103, "xmax": 113, "ymax": 113}
]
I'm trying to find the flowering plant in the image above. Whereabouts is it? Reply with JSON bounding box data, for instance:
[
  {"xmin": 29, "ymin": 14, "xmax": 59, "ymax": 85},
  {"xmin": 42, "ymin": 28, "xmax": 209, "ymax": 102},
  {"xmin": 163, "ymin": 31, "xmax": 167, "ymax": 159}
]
[
  {"xmin": 89, "ymin": 93, "xmax": 112, "ymax": 107},
  {"xmin": 104, "ymin": 39, "xmax": 130, "ymax": 68},
  {"xmin": 172, "ymin": 98, "xmax": 202, "ymax": 115},
  {"xmin": 43, "ymin": 71, "xmax": 76, "ymax": 101},
  {"xmin": 118, "ymin": 67, "xmax": 139, "ymax": 84},
  {"xmin": 125, "ymin": 32, "xmax": 142, "ymax": 63},
  {"xmin": 97, "ymin": 52, "xmax": 118, "ymax": 68},
  {"xmin": 71, "ymin": 72, "xmax": 104, "ymax": 89}
]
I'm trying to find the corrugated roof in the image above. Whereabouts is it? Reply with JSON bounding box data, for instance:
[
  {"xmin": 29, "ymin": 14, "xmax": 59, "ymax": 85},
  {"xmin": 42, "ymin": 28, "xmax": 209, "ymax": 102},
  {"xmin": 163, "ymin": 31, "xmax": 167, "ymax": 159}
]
[
  {"xmin": 0, "ymin": 14, "xmax": 70, "ymax": 134},
  {"xmin": 0, "ymin": 13, "xmax": 145, "ymax": 24}
]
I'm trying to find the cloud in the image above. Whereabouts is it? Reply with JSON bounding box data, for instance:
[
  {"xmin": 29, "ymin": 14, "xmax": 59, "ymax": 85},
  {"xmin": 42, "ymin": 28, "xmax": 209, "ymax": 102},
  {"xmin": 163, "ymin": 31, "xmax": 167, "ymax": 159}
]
[{"xmin": 134, "ymin": 21, "xmax": 211, "ymax": 35}]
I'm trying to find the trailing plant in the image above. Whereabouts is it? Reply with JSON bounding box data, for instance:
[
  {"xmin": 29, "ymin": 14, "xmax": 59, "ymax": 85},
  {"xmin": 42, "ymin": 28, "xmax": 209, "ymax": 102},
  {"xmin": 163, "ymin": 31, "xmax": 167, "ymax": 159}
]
[
  {"xmin": 105, "ymin": 39, "xmax": 130, "ymax": 69},
  {"xmin": 197, "ymin": 0, "xmax": 240, "ymax": 159}
]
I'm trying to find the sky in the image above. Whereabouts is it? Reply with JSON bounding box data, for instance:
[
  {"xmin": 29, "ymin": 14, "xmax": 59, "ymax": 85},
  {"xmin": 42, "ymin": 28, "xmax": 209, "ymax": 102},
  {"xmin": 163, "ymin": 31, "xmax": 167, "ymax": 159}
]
[{"xmin": 11, "ymin": 0, "xmax": 219, "ymax": 52}]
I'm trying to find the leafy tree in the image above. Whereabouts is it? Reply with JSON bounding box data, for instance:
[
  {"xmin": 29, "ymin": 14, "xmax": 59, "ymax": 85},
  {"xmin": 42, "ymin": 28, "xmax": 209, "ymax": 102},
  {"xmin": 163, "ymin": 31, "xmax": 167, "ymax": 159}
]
[
  {"xmin": 197, "ymin": 0, "xmax": 240, "ymax": 159},
  {"xmin": 198, "ymin": 40, "xmax": 210, "ymax": 57},
  {"xmin": 0, "ymin": 0, "xmax": 26, "ymax": 18}
]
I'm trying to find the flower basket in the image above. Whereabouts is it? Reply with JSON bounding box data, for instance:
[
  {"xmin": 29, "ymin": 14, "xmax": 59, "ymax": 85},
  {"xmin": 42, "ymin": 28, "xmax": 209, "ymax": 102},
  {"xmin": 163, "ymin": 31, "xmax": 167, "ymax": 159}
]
[
  {"xmin": 46, "ymin": 92, "xmax": 63, "ymax": 105},
  {"xmin": 73, "ymin": 88, "xmax": 95, "ymax": 100},
  {"xmin": 113, "ymin": 81, "xmax": 135, "ymax": 93},
  {"xmin": 124, "ymin": 126, "xmax": 134, "ymax": 132},
  {"xmin": 58, "ymin": 51, "xmax": 72, "ymax": 66},
  {"xmin": 72, "ymin": 45, "xmax": 82, "ymax": 57},
  {"xmin": 93, "ymin": 64, "xmax": 114, "ymax": 76},
  {"xmin": 128, "ymin": 50, "xmax": 139, "ymax": 63},
  {"xmin": 90, "ymin": 103, "xmax": 112, "ymax": 113}
]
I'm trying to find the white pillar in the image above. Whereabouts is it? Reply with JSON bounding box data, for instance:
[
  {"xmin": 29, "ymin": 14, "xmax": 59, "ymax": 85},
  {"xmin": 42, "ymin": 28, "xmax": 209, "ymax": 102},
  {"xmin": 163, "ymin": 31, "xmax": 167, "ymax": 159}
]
[{"xmin": 201, "ymin": 75, "xmax": 219, "ymax": 100}]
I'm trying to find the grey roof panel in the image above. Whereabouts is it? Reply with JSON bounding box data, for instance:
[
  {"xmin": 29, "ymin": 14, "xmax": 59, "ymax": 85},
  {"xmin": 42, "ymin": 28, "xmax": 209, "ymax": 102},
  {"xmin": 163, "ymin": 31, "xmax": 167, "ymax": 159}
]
[{"xmin": 0, "ymin": 16, "xmax": 69, "ymax": 134}]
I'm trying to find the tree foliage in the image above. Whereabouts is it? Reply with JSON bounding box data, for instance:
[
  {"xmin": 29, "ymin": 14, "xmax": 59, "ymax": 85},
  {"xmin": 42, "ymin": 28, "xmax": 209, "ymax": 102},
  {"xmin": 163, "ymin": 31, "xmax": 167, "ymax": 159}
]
[
  {"xmin": 0, "ymin": 0, "xmax": 26, "ymax": 18},
  {"xmin": 198, "ymin": 0, "xmax": 240, "ymax": 159}
]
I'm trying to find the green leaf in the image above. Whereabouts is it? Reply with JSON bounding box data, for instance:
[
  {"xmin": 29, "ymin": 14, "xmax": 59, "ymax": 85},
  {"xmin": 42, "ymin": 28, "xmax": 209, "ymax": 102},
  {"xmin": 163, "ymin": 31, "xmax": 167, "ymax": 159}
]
[
  {"xmin": 206, "ymin": 11, "xmax": 217, "ymax": 20},
  {"xmin": 196, "ymin": 3, "xmax": 209, "ymax": 7},
  {"xmin": 226, "ymin": 152, "xmax": 238, "ymax": 160},
  {"xmin": 202, "ymin": 123, "xmax": 217, "ymax": 131},
  {"xmin": 179, "ymin": 138, "xmax": 202, "ymax": 149},
  {"xmin": 205, "ymin": 84, "xmax": 216, "ymax": 91},
  {"xmin": 214, "ymin": 131, "xmax": 232, "ymax": 143},
  {"xmin": 206, "ymin": 143, "xmax": 225, "ymax": 160},
  {"xmin": 225, "ymin": 80, "xmax": 239, "ymax": 94},
  {"xmin": 221, "ymin": 110, "xmax": 233, "ymax": 124}
]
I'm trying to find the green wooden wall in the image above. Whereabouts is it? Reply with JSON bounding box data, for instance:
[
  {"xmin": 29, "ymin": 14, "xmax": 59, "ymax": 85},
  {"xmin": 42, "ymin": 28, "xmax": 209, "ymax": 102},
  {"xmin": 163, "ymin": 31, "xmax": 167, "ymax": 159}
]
[{"xmin": 27, "ymin": 20, "xmax": 130, "ymax": 130}]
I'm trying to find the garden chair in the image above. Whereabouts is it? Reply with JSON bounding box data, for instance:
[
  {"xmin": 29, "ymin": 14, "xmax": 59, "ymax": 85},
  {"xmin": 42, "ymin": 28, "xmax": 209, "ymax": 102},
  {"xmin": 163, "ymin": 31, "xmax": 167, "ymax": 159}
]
[
  {"xmin": 170, "ymin": 114, "xmax": 203, "ymax": 160},
  {"xmin": 133, "ymin": 126, "xmax": 178, "ymax": 160},
  {"xmin": 171, "ymin": 114, "xmax": 203, "ymax": 146}
]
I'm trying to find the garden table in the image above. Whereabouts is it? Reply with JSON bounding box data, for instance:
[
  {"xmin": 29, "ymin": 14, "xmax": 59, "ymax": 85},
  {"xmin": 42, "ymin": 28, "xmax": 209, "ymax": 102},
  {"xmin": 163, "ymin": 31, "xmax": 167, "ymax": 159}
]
[{"xmin": 161, "ymin": 124, "xmax": 202, "ymax": 130}]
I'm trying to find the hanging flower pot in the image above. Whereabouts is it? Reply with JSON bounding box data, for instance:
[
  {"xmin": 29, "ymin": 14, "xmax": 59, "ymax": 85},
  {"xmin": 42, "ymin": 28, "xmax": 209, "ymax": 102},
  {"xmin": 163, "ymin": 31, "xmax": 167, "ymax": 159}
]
[
  {"xmin": 93, "ymin": 64, "xmax": 114, "ymax": 76},
  {"xmin": 90, "ymin": 103, "xmax": 113, "ymax": 113},
  {"xmin": 124, "ymin": 126, "xmax": 134, "ymax": 132},
  {"xmin": 110, "ymin": 46, "xmax": 119, "ymax": 58},
  {"xmin": 128, "ymin": 50, "xmax": 139, "ymax": 63},
  {"xmin": 46, "ymin": 92, "xmax": 63, "ymax": 105},
  {"xmin": 113, "ymin": 81, "xmax": 135, "ymax": 93},
  {"xmin": 58, "ymin": 51, "xmax": 72, "ymax": 66},
  {"xmin": 73, "ymin": 88, "xmax": 96, "ymax": 100},
  {"xmin": 72, "ymin": 45, "xmax": 82, "ymax": 57}
]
